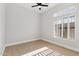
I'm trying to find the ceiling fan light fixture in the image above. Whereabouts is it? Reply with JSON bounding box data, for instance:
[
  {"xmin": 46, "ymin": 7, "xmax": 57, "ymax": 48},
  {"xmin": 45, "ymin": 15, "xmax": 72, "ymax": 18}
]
[
  {"xmin": 32, "ymin": 3, "xmax": 48, "ymax": 11},
  {"xmin": 39, "ymin": 8, "xmax": 41, "ymax": 10}
]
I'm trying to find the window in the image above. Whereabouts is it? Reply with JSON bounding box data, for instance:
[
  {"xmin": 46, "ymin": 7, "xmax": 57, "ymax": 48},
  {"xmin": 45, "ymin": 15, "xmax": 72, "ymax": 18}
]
[
  {"xmin": 69, "ymin": 16, "xmax": 75, "ymax": 40},
  {"xmin": 54, "ymin": 15, "xmax": 75, "ymax": 40},
  {"xmin": 55, "ymin": 24, "xmax": 58, "ymax": 37},
  {"xmin": 63, "ymin": 23, "xmax": 68, "ymax": 38},
  {"xmin": 54, "ymin": 7, "xmax": 76, "ymax": 40},
  {"xmin": 59, "ymin": 24, "xmax": 62, "ymax": 37},
  {"xmin": 63, "ymin": 17, "xmax": 68, "ymax": 39},
  {"xmin": 54, "ymin": 18, "xmax": 63, "ymax": 38}
]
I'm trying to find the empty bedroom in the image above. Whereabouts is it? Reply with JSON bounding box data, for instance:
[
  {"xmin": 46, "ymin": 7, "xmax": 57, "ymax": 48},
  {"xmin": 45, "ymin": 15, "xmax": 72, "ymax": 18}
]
[{"xmin": 0, "ymin": 3, "xmax": 79, "ymax": 56}]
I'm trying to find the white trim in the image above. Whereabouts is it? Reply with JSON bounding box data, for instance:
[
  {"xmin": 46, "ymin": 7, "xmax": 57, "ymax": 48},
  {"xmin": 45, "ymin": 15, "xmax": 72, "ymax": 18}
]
[
  {"xmin": 2, "ymin": 46, "xmax": 5, "ymax": 56},
  {"xmin": 42, "ymin": 39, "xmax": 79, "ymax": 52},
  {"xmin": 5, "ymin": 39, "xmax": 40, "ymax": 47},
  {"xmin": 0, "ymin": 46, "xmax": 6, "ymax": 56}
]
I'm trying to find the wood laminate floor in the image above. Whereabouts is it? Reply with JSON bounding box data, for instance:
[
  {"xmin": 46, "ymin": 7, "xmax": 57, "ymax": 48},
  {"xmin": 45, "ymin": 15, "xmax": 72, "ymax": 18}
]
[{"xmin": 3, "ymin": 40, "xmax": 79, "ymax": 56}]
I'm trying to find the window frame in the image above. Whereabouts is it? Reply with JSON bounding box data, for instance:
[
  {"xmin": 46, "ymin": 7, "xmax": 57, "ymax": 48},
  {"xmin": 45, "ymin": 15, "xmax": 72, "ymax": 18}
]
[{"xmin": 54, "ymin": 14, "xmax": 76, "ymax": 40}]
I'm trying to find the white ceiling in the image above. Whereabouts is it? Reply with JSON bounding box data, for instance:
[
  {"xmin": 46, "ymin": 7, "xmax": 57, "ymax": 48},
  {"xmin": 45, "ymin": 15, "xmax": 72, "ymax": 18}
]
[{"xmin": 17, "ymin": 3, "xmax": 58, "ymax": 13}]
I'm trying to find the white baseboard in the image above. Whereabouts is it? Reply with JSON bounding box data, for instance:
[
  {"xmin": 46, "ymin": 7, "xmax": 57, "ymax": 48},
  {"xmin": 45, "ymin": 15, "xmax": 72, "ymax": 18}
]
[
  {"xmin": 2, "ymin": 46, "xmax": 5, "ymax": 56},
  {"xmin": 0, "ymin": 46, "xmax": 6, "ymax": 56},
  {"xmin": 6, "ymin": 39, "xmax": 40, "ymax": 47},
  {"xmin": 42, "ymin": 39, "xmax": 79, "ymax": 52}
]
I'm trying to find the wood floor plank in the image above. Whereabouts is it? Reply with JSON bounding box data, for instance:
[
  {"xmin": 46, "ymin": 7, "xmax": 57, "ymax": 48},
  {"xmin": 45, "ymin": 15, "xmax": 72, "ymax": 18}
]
[{"xmin": 3, "ymin": 40, "xmax": 79, "ymax": 56}]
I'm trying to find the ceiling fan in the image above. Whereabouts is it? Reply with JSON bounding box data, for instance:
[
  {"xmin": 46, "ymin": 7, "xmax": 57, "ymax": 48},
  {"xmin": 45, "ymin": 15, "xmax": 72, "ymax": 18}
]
[{"xmin": 32, "ymin": 3, "xmax": 48, "ymax": 10}]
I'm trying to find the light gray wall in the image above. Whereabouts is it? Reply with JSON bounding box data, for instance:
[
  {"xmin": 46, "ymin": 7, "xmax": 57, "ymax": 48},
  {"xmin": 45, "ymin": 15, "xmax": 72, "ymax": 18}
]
[
  {"xmin": 41, "ymin": 4, "xmax": 79, "ymax": 52},
  {"xmin": 0, "ymin": 4, "xmax": 6, "ymax": 55},
  {"xmin": 5, "ymin": 3, "xmax": 40, "ymax": 45},
  {"xmin": 1, "ymin": 3, "xmax": 79, "ymax": 54}
]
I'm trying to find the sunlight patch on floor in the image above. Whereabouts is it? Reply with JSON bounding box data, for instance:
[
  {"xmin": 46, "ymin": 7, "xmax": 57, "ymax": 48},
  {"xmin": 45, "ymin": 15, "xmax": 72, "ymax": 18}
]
[{"xmin": 22, "ymin": 47, "xmax": 64, "ymax": 56}]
